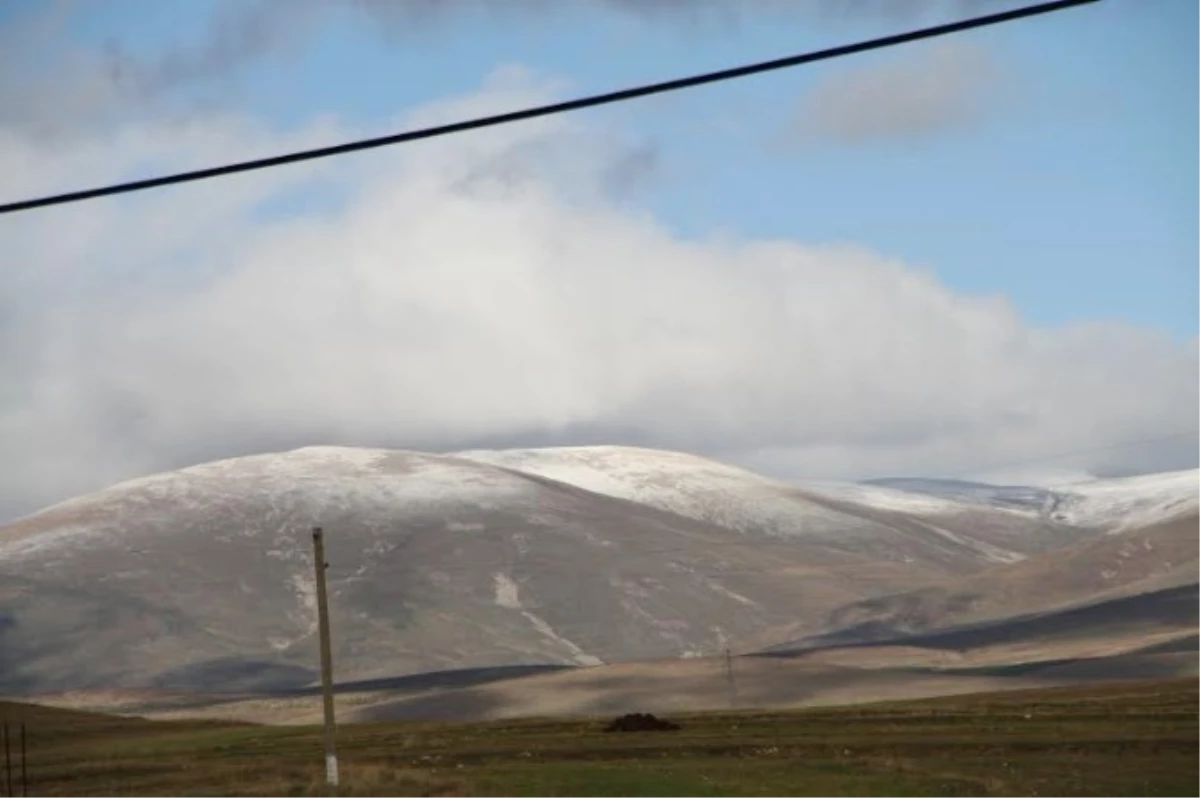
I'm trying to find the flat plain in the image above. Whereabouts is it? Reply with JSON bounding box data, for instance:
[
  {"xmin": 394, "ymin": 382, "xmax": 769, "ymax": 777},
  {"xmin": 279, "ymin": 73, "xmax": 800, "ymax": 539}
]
[{"xmin": 1, "ymin": 678, "xmax": 1196, "ymax": 797}]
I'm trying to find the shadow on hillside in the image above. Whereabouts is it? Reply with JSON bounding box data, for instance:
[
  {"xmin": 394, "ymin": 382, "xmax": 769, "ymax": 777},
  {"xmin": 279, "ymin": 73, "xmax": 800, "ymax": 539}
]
[{"xmin": 759, "ymin": 584, "xmax": 1199, "ymax": 658}]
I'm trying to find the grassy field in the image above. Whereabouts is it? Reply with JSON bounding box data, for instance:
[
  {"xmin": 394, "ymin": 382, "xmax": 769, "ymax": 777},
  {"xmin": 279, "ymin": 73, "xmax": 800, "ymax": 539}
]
[{"xmin": 0, "ymin": 678, "xmax": 1195, "ymax": 797}]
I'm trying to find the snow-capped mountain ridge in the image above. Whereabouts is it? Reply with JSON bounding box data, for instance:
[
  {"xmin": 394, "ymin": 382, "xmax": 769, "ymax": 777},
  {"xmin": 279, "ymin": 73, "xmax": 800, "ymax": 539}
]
[
  {"xmin": 458, "ymin": 446, "xmax": 1197, "ymax": 534},
  {"xmin": 1045, "ymin": 468, "xmax": 1199, "ymax": 531},
  {"xmin": 10, "ymin": 446, "xmax": 1192, "ymax": 554},
  {"xmin": 862, "ymin": 477, "xmax": 1055, "ymax": 512},
  {"xmin": 855, "ymin": 468, "xmax": 1198, "ymax": 532},
  {"xmin": 1, "ymin": 444, "xmax": 1193, "ymax": 694}
]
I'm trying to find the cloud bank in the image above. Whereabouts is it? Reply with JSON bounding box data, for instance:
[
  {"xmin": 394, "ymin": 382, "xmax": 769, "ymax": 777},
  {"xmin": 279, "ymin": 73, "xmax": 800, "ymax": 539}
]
[
  {"xmin": 0, "ymin": 57, "xmax": 1195, "ymax": 521},
  {"xmin": 0, "ymin": 0, "xmax": 1026, "ymax": 138}
]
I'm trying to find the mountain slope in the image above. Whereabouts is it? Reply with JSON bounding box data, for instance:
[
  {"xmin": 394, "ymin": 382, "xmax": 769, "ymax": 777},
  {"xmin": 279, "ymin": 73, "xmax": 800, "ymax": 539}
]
[
  {"xmin": 456, "ymin": 445, "xmax": 873, "ymax": 536},
  {"xmin": 764, "ymin": 512, "xmax": 1199, "ymax": 652},
  {"xmin": 765, "ymin": 584, "xmax": 1197, "ymax": 662},
  {"xmin": 864, "ymin": 478, "xmax": 1055, "ymax": 512},
  {"xmin": 0, "ymin": 445, "xmax": 1057, "ymax": 694},
  {"xmin": 460, "ymin": 446, "xmax": 1095, "ymax": 566},
  {"xmin": 1, "ymin": 445, "xmax": 1188, "ymax": 696},
  {"xmin": 866, "ymin": 470, "xmax": 1198, "ymax": 531},
  {"xmin": 1045, "ymin": 470, "xmax": 1199, "ymax": 530}
]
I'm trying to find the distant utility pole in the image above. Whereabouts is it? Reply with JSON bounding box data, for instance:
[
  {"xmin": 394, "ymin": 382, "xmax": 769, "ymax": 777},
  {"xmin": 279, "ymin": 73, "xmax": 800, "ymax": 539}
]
[
  {"xmin": 312, "ymin": 528, "xmax": 339, "ymax": 794},
  {"xmin": 724, "ymin": 648, "xmax": 738, "ymax": 709},
  {"xmin": 4, "ymin": 721, "xmax": 12, "ymax": 798}
]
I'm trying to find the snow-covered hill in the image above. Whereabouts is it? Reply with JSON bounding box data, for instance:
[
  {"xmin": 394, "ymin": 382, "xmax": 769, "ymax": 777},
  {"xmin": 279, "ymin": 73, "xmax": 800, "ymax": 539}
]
[
  {"xmin": 1045, "ymin": 469, "xmax": 1199, "ymax": 532},
  {"xmin": 0, "ymin": 444, "xmax": 1190, "ymax": 695},
  {"xmin": 461, "ymin": 446, "xmax": 1000, "ymax": 520},
  {"xmin": 457, "ymin": 445, "xmax": 856, "ymax": 536},
  {"xmin": 862, "ymin": 478, "xmax": 1055, "ymax": 512},
  {"xmin": 458, "ymin": 446, "xmax": 1071, "ymax": 545},
  {"xmin": 861, "ymin": 470, "xmax": 1198, "ymax": 532},
  {"xmin": 458, "ymin": 446, "xmax": 1100, "ymax": 566},
  {"xmin": 0, "ymin": 445, "xmax": 1035, "ymax": 693}
]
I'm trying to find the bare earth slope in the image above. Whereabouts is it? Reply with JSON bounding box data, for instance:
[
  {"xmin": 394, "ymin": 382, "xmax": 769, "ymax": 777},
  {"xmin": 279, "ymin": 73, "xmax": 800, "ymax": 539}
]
[
  {"xmin": 767, "ymin": 512, "xmax": 1199, "ymax": 651},
  {"xmin": 340, "ymin": 576, "xmax": 1196, "ymax": 725},
  {"xmin": 344, "ymin": 621, "xmax": 1196, "ymax": 725}
]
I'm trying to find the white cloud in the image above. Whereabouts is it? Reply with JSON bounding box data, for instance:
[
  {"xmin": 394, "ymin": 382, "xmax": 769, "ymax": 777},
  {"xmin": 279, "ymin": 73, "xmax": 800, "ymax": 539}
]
[{"xmin": 0, "ymin": 67, "xmax": 1195, "ymax": 520}]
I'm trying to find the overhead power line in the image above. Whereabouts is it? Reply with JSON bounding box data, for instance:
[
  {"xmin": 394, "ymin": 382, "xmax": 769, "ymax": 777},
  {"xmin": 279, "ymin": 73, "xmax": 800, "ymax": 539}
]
[{"xmin": 0, "ymin": 0, "xmax": 1098, "ymax": 217}]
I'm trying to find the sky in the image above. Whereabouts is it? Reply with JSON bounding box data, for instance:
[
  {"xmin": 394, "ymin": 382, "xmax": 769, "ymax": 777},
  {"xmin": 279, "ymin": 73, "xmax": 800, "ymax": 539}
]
[{"xmin": 0, "ymin": 0, "xmax": 1196, "ymax": 520}]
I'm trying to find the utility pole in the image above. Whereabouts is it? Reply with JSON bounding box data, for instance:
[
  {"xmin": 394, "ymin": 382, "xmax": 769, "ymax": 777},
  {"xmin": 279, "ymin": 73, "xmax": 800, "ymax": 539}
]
[
  {"xmin": 724, "ymin": 648, "xmax": 738, "ymax": 709},
  {"xmin": 3, "ymin": 720, "xmax": 11, "ymax": 796},
  {"xmin": 4, "ymin": 721, "xmax": 12, "ymax": 798},
  {"xmin": 312, "ymin": 527, "xmax": 339, "ymax": 794}
]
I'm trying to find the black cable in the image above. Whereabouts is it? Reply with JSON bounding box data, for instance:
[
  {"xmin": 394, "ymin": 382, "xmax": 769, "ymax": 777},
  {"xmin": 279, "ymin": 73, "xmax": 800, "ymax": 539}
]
[{"xmin": 0, "ymin": 0, "xmax": 1099, "ymax": 216}]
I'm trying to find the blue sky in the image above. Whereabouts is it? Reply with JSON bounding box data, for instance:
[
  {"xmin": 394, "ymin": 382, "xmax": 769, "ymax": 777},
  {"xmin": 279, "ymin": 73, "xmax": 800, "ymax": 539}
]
[
  {"xmin": 0, "ymin": 0, "xmax": 1196, "ymax": 516},
  {"xmin": 39, "ymin": 0, "xmax": 1198, "ymax": 338}
]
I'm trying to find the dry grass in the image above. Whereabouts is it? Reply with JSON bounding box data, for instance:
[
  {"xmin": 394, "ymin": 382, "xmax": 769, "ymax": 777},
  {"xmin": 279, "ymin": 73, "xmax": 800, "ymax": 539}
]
[{"xmin": 2, "ymin": 678, "xmax": 1196, "ymax": 797}]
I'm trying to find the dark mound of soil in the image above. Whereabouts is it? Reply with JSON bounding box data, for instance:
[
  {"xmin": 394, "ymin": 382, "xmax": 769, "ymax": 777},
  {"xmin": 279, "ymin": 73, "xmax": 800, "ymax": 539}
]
[{"xmin": 603, "ymin": 712, "xmax": 681, "ymax": 732}]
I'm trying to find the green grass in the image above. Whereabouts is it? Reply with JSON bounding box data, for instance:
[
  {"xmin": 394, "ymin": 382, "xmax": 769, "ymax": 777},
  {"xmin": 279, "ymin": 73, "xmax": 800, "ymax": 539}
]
[{"xmin": 1, "ymin": 679, "xmax": 1196, "ymax": 796}]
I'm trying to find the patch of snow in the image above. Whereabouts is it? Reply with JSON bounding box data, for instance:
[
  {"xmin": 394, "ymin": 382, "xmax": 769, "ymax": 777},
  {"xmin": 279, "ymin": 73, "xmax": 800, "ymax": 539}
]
[
  {"xmin": 917, "ymin": 522, "xmax": 1026, "ymax": 565},
  {"xmin": 456, "ymin": 445, "xmax": 881, "ymax": 536},
  {"xmin": 800, "ymin": 481, "xmax": 982, "ymax": 516},
  {"xmin": 489, "ymin": 571, "xmax": 599, "ymax": 664},
  {"xmin": 0, "ymin": 523, "xmax": 101, "ymax": 560},
  {"xmin": 0, "ymin": 447, "xmax": 552, "ymax": 561},
  {"xmin": 254, "ymin": 572, "xmax": 320, "ymax": 653},
  {"xmin": 1049, "ymin": 469, "xmax": 1199, "ymax": 531},
  {"xmin": 704, "ymin": 580, "xmax": 759, "ymax": 608},
  {"xmin": 493, "ymin": 572, "xmax": 522, "ymax": 609},
  {"xmin": 290, "ymin": 572, "xmax": 319, "ymax": 636},
  {"xmin": 861, "ymin": 478, "xmax": 1056, "ymax": 511},
  {"xmin": 974, "ymin": 543, "xmax": 1025, "ymax": 565},
  {"xmin": 521, "ymin": 610, "xmax": 602, "ymax": 666}
]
